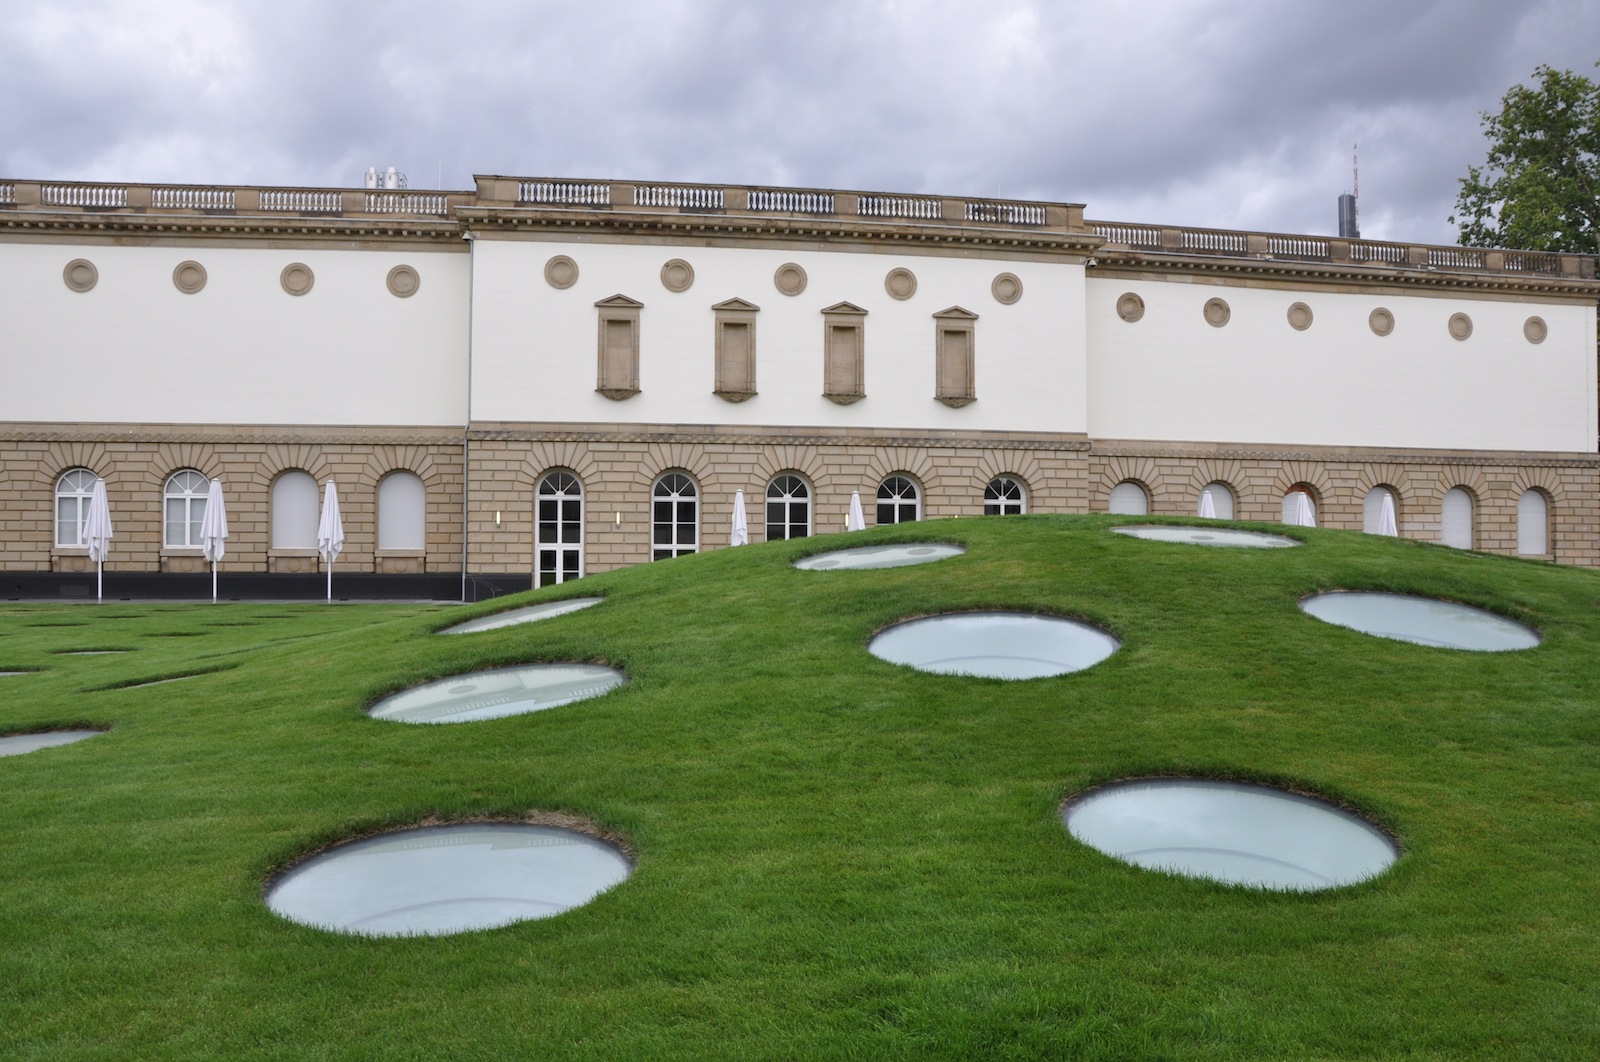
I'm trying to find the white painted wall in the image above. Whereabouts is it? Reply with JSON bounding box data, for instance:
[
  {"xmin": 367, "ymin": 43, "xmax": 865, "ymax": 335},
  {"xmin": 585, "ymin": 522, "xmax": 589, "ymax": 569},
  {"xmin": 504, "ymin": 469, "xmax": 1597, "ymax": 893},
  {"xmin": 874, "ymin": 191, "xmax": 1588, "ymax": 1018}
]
[
  {"xmin": 1086, "ymin": 277, "xmax": 1597, "ymax": 453},
  {"xmin": 1, "ymin": 242, "xmax": 469, "ymax": 425},
  {"xmin": 469, "ymin": 239, "xmax": 1088, "ymax": 434}
]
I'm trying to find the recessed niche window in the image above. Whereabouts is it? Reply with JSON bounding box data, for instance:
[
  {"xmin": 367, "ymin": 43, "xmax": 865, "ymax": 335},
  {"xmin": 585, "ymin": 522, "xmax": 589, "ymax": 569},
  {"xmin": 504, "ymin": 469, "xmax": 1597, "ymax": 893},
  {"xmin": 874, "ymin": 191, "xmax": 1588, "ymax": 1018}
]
[
  {"xmin": 984, "ymin": 476, "xmax": 1026, "ymax": 515},
  {"xmin": 1199, "ymin": 481, "xmax": 1235, "ymax": 519},
  {"xmin": 1107, "ymin": 480, "xmax": 1149, "ymax": 516},
  {"xmin": 378, "ymin": 471, "xmax": 426, "ymax": 550},
  {"xmin": 766, "ymin": 474, "xmax": 811, "ymax": 540},
  {"xmin": 1517, "ymin": 489, "xmax": 1550, "ymax": 555},
  {"xmin": 933, "ymin": 306, "xmax": 977, "ymax": 408},
  {"xmin": 712, "ymin": 298, "xmax": 759, "ymax": 402},
  {"xmin": 271, "ymin": 470, "xmax": 319, "ymax": 549},
  {"xmin": 1281, "ymin": 488, "xmax": 1318, "ymax": 527},
  {"xmin": 55, "ymin": 469, "xmax": 99, "ymax": 547},
  {"xmin": 163, "ymin": 470, "xmax": 210, "ymax": 548},
  {"xmin": 652, "ymin": 473, "xmax": 698, "ymax": 561},
  {"xmin": 1362, "ymin": 486, "xmax": 1399, "ymax": 536},
  {"xmin": 822, "ymin": 302, "xmax": 867, "ymax": 405},
  {"xmin": 537, "ymin": 471, "xmax": 584, "ymax": 586},
  {"xmin": 595, "ymin": 294, "xmax": 643, "ymax": 400},
  {"xmin": 877, "ymin": 475, "xmax": 920, "ymax": 525},
  {"xmin": 1441, "ymin": 487, "xmax": 1475, "ymax": 549}
]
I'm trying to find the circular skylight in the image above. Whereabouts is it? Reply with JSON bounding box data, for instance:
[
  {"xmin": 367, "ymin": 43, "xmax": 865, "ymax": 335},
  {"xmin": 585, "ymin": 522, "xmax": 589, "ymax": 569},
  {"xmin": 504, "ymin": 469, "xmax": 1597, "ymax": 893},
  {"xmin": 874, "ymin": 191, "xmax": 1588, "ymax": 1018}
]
[
  {"xmin": 439, "ymin": 597, "xmax": 603, "ymax": 634},
  {"xmin": 0, "ymin": 730, "xmax": 104, "ymax": 757},
  {"xmin": 793, "ymin": 543, "xmax": 965, "ymax": 571},
  {"xmin": 869, "ymin": 611, "xmax": 1118, "ymax": 679},
  {"xmin": 1299, "ymin": 592, "xmax": 1538, "ymax": 651},
  {"xmin": 369, "ymin": 664, "xmax": 627, "ymax": 724},
  {"xmin": 1112, "ymin": 526, "xmax": 1300, "ymax": 549},
  {"xmin": 1063, "ymin": 778, "xmax": 1397, "ymax": 890},
  {"xmin": 266, "ymin": 823, "xmax": 631, "ymax": 936}
]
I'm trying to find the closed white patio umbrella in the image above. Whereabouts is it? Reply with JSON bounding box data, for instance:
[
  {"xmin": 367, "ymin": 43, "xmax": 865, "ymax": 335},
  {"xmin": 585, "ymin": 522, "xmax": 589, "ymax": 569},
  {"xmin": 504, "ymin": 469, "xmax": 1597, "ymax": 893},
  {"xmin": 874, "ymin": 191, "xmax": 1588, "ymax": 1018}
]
[
  {"xmin": 846, "ymin": 491, "xmax": 866, "ymax": 532},
  {"xmin": 1198, "ymin": 489, "xmax": 1217, "ymax": 519},
  {"xmin": 730, "ymin": 489, "xmax": 749, "ymax": 547},
  {"xmin": 317, "ymin": 480, "xmax": 344, "ymax": 603},
  {"xmin": 1378, "ymin": 491, "xmax": 1399, "ymax": 537},
  {"xmin": 199, "ymin": 478, "xmax": 229, "ymax": 602},
  {"xmin": 1287, "ymin": 491, "xmax": 1317, "ymax": 528},
  {"xmin": 81, "ymin": 479, "xmax": 113, "ymax": 602}
]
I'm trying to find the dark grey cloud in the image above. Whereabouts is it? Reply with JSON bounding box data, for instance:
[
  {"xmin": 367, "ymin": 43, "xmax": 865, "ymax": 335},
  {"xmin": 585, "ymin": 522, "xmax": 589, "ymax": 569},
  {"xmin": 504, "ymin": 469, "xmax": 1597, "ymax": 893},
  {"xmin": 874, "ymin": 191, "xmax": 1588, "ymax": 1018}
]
[{"xmin": 3, "ymin": 0, "xmax": 1596, "ymax": 245}]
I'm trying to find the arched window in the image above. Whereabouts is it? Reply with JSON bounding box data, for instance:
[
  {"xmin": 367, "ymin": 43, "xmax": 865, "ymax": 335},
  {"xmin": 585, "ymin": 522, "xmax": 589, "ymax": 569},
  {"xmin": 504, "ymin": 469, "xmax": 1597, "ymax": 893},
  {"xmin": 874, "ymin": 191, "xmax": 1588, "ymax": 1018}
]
[
  {"xmin": 1281, "ymin": 488, "xmax": 1317, "ymax": 527},
  {"xmin": 1199, "ymin": 481, "xmax": 1235, "ymax": 519},
  {"xmin": 378, "ymin": 471, "xmax": 426, "ymax": 550},
  {"xmin": 1363, "ymin": 486, "xmax": 1398, "ymax": 535},
  {"xmin": 652, "ymin": 473, "xmax": 698, "ymax": 560},
  {"xmin": 1107, "ymin": 480, "xmax": 1149, "ymax": 516},
  {"xmin": 537, "ymin": 471, "xmax": 584, "ymax": 586},
  {"xmin": 164, "ymin": 470, "xmax": 209, "ymax": 548},
  {"xmin": 271, "ymin": 471, "xmax": 319, "ymax": 549},
  {"xmin": 765, "ymin": 474, "xmax": 810, "ymax": 541},
  {"xmin": 55, "ymin": 469, "xmax": 99, "ymax": 547},
  {"xmin": 1441, "ymin": 487, "xmax": 1475, "ymax": 549},
  {"xmin": 1517, "ymin": 489, "xmax": 1549, "ymax": 556},
  {"xmin": 876, "ymin": 475, "xmax": 920, "ymax": 525},
  {"xmin": 984, "ymin": 476, "xmax": 1026, "ymax": 515}
]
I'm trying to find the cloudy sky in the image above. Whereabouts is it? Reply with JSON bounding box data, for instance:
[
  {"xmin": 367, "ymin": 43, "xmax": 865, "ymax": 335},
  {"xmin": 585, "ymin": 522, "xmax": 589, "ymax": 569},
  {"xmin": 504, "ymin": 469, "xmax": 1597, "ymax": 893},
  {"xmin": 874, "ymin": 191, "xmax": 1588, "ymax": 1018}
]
[{"xmin": 3, "ymin": 0, "xmax": 1596, "ymax": 245}]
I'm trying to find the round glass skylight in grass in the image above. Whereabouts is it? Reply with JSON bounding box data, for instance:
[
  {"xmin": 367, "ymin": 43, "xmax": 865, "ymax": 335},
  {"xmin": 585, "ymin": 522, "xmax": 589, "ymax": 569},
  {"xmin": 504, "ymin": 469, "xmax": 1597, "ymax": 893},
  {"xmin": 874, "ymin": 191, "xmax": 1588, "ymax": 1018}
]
[
  {"xmin": 1300, "ymin": 591, "xmax": 1539, "ymax": 651},
  {"xmin": 438, "ymin": 597, "xmax": 602, "ymax": 635},
  {"xmin": 0, "ymin": 730, "xmax": 104, "ymax": 757},
  {"xmin": 369, "ymin": 663, "xmax": 627, "ymax": 724},
  {"xmin": 1063, "ymin": 778, "xmax": 1397, "ymax": 890},
  {"xmin": 266, "ymin": 823, "xmax": 631, "ymax": 936},
  {"xmin": 793, "ymin": 543, "xmax": 965, "ymax": 571},
  {"xmin": 1112, "ymin": 526, "xmax": 1300, "ymax": 549},
  {"xmin": 869, "ymin": 611, "xmax": 1118, "ymax": 679}
]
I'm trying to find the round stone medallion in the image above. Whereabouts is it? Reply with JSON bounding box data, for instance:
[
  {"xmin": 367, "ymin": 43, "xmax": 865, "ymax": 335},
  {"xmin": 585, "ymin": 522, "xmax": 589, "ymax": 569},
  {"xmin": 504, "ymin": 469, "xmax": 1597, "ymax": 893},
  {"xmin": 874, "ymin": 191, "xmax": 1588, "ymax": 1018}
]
[
  {"xmin": 1524, "ymin": 316, "xmax": 1547, "ymax": 344},
  {"xmin": 1203, "ymin": 297, "xmax": 1231, "ymax": 327},
  {"xmin": 774, "ymin": 263, "xmax": 808, "ymax": 296},
  {"xmin": 991, "ymin": 272, "xmax": 1023, "ymax": 305},
  {"xmin": 1369, "ymin": 307, "xmax": 1395, "ymax": 336},
  {"xmin": 544, "ymin": 255, "xmax": 579, "ymax": 290},
  {"xmin": 386, "ymin": 265, "xmax": 420, "ymax": 298},
  {"xmin": 1116, "ymin": 292, "xmax": 1145, "ymax": 323},
  {"xmin": 1448, "ymin": 312, "xmax": 1473, "ymax": 341},
  {"xmin": 63, "ymin": 258, "xmax": 98, "ymax": 293},
  {"xmin": 884, "ymin": 267, "xmax": 917, "ymax": 300},
  {"xmin": 280, "ymin": 262, "xmax": 314, "ymax": 296},
  {"xmin": 659, "ymin": 258, "xmax": 694, "ymax": 293},
  {"xmin": 172, "ymin": 260, "xmax": 207, "ymax": 294},
  {"xmin": 1287, "ymin": 301, "xmax": 1313, "ymax": 331}
]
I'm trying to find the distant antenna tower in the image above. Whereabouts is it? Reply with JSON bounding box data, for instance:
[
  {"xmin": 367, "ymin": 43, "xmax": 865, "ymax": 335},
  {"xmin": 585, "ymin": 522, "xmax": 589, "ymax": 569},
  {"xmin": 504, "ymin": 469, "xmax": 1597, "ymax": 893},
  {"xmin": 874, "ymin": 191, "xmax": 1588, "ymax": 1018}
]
[
  {"xmin": 1337, "ymin": 143, "xmax": 1360, "ymax": 239},
  {"xmin": 362, "ymin": 166, "xmax": 409, "ymax": 190}
]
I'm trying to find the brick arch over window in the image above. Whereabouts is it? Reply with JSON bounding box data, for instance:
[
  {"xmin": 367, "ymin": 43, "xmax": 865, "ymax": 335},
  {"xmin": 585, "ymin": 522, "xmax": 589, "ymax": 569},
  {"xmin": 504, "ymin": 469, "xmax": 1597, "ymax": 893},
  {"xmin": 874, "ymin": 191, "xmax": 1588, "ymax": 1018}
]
[
  {"xmin": 1094, "ymin": 455, "xmax": 1168, "ymax": 512},
  {"xmin": 967, "ymin": 450, "xmax": 1044, "ymax": 503},
  {"xmin": 1268, "ymin": 464, "xmax": 1331, "ymax": 508},
  {"xmin": 750, "ymin": 445, "xmax": 830, "ymax": 494},
  {"xmin": 514, "ymin": 441, "xmax": 602, "ymax": 492},
  {"xmin": 246, "ymin": 444, "xmax": 336, "ymax": 492},
  {"xmin": 1507, "ymin": 467, "xmax": 1565, "ymax": 505},
  {"xmin": 861, "ymin": 447, "xmax": 943, "ymax": 507},
  {"xmin": 1180, "ymin": 459, "xmax": 1246, "ymax": 514},
  {"xmin": 357, "ymin": 446, "xmax": 447, "ymax": 492},
  {"xmin": 148, "ymin": 443, "xmax": 223, "ymax": 487},
  {"xmin": 632, "ymin": 443, "xmax": 718, "ymax": 493},
  {"xmin": 26, "ymin": 442, "xmax": 114, "ymax": 489}
]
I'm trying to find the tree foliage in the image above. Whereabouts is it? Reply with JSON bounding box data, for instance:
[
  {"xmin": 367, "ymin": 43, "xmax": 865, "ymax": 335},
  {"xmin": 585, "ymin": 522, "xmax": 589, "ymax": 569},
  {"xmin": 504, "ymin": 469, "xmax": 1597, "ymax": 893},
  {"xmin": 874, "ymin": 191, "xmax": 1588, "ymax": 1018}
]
[{"xmin": 1452, "ymin": 63, "xmax": 1600, "ymax": 254}]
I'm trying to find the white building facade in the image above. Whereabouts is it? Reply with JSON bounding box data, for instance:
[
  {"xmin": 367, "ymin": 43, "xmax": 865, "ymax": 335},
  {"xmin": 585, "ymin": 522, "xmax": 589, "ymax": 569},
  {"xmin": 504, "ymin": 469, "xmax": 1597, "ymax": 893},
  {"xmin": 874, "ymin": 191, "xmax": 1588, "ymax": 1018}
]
[{"xmin": 2, "ymin": 175, "xmax": 1596, "ymax": 595}]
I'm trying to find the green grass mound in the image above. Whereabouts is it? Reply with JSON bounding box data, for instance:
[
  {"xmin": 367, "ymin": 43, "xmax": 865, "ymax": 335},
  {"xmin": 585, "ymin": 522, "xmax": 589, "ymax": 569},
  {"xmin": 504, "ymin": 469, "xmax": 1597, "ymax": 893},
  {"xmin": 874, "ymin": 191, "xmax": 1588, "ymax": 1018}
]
[{"xmin": 2, "ymin": 515, "xmax": 1598, "ymax": 1059}]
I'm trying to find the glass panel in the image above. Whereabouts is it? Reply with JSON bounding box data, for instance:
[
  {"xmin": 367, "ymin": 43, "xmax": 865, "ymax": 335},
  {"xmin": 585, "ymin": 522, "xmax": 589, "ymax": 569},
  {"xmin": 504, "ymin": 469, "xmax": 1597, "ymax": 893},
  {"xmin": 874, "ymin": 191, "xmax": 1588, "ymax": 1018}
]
[
  {"xmin": 562, "ymin": 521, "xmax": 580, "ymax": 542},
  {"xmin": 539, "ymin": 499, "xmax": 558, "ymax": 521}
]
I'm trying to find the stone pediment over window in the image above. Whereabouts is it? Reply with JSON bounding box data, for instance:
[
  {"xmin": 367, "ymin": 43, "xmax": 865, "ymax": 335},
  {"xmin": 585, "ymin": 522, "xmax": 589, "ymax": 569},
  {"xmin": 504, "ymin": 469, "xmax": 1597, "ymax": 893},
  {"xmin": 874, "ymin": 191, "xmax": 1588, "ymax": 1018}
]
[
  {"xmin": 594, "ymin": 293, "xmax": 645, "ymax": 310},
  {"xmin": 932, "ymin": 307, "xmax": 977, "ymax": 408},
  {"xmin": 932, "ymin": 305, "xmax": 979, "ymax": 321},
  {"xmin": 595, "ymin": 295, "xmax": 643, "ymax": 400},
  {"xmin": 821, "ymin": 301, "xmax": 868, "ymax": 316},
  {"xmin": 713, "ymin": 298, "xmax": 760, "ymax": 402},
  {"xmin": 712, "ymin": 297, "xmax": 761, "ymax": 314}
]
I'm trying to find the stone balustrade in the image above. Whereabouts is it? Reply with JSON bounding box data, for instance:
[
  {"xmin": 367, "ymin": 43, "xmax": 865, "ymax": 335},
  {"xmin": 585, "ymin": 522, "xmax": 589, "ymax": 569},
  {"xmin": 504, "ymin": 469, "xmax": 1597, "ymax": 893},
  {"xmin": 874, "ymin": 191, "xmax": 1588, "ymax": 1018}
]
[{"xmin": 1, "ymin": 174, "xmax": 1591, "ymax": 279}]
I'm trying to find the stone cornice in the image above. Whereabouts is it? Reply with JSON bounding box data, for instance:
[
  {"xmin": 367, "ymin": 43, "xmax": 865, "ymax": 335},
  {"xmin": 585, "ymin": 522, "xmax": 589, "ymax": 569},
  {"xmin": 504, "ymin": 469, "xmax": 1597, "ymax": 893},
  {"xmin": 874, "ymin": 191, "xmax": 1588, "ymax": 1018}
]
[
  {"xmin": 466, "ymin": 421, "xmax": 1094, "ymax": 451},
  {"xmin": 0, "ymin": 210, "xmax": 463, "ymax": 245},
  {"xmin": 1092, "ymin": 439, "xmax": 1600, "ymax": 469},
  {"xmin": 0, "ymin": 422, "xmax": 465, "ymax": 445},
  {"xmin": 454, "ymin": 206, "xmax": 1103, "ymax": 256},
  {"xmin": 1089, "ymin": 251, "xmax": 1600, "ymax": 299}
]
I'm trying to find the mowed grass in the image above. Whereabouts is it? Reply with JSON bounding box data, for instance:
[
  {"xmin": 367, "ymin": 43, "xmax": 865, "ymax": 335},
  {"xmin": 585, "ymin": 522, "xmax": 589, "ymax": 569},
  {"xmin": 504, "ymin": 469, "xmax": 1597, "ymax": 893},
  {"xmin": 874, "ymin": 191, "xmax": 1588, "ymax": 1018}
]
[{"xmin": 2, "ymin": 515, "xmax": 1598, "ymax": 1060}]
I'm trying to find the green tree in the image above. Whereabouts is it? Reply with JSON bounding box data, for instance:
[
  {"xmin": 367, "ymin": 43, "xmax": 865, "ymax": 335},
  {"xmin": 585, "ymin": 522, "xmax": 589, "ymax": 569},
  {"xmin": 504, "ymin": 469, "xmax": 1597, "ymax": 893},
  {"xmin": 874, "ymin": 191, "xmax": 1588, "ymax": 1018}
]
[{"xmin": 1452, "ymin": 63, "xmax": 1600, "ymax": 254}]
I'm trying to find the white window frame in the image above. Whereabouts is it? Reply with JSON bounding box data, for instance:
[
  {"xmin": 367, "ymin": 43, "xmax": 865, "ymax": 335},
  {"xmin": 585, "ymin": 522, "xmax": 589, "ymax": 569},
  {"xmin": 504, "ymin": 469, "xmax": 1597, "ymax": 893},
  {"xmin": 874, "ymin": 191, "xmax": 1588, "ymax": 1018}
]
[
  {"xmin": 652, "ymin": 473, "xmax": 699, "ymax": 560},
  {"xmin": 55, "ymin": 469, "xmax": 99, "ymax": 548},
  {"xmin": 984, "ymin": 476, "xmax": 1026, "ymax": 515},
  {"xmin": 765, "ymin": 474, "xmax": 811, "ymax": 541},
  {"xmin": 876, "ymin": 475, "xmax": 920, "ymax": 525},
  {"xmin": 164, "ymin": 470, "xmax": 209, "ymax": 549},
  {"xmin": 537, "ymin": 471, "xmax": 585, "ymax": 586}
]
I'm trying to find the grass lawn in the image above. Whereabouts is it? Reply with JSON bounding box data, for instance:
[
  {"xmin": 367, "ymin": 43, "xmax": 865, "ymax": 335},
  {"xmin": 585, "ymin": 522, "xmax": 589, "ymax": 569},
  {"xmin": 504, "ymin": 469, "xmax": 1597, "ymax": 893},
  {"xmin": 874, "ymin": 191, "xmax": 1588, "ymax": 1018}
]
[{"xmin": 2, "ymin": 515, "xmax": 1597, "ymax": 1059}]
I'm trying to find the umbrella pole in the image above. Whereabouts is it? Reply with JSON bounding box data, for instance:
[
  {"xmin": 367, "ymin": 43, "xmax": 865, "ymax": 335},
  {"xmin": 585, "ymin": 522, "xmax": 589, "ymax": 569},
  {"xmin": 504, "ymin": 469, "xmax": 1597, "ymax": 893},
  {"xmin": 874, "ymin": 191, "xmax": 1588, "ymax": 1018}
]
[
  {"xmin": 97, "ymin": 561, "xmax": 102, "ymax": 602},
  {"xmin": 326, "ymin": 564, "xmax": 332, "ymax": 603},
  {"xmin": 211, "ymin": 562, "xmax": 217, "ymax": 603}
]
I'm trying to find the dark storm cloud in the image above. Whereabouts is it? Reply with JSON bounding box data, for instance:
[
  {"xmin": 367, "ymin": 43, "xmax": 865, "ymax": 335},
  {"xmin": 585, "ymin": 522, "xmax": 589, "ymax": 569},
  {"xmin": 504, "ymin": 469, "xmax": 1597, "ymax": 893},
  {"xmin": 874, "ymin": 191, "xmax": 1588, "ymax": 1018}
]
[{"xmin": 3, "ymin": 0, "xmax": 1596, "ymax": 244}]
